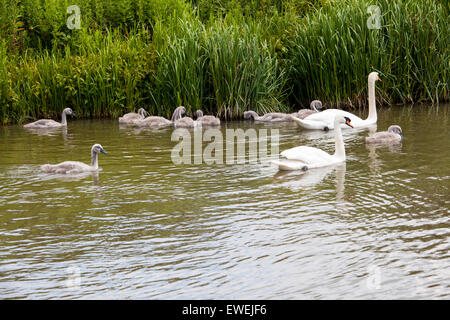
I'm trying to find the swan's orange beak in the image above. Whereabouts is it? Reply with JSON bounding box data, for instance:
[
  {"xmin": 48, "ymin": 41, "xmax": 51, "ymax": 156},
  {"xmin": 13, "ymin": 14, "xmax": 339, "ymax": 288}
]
[
  {"xmin": 378, "ymin": 76, "xmax": 382, "ymax": 82},
  {"xmin": 346, "ymin": 119, "xmax": 354, "ymax": 128}
]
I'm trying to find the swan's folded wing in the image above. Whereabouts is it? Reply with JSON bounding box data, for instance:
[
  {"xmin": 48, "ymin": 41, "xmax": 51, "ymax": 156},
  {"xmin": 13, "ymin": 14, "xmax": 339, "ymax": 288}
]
[
  {"xmin": 41, "ymin": 161, "xmax": 90, "ymax": 173},
  {"xmin": 281, "ymin": 146, "xmax": 333, "ymax": 165},
  {"xmin": 120, "ymin": 113, "xmax": 139, "ymax": 121},
  {"xmin": 292, "ymin": 117, "xmax": 329, "ymax": 130},
  {"xmin": 24, "ymin": 119, "xmax": 55, "ymax": 128},
  {"xmin": 135, "ymin": 116, "xmax": 172, "ymax": 127}
]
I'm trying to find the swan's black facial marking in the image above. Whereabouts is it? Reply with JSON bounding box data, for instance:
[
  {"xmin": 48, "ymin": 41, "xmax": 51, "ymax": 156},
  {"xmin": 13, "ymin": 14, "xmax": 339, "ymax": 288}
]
[
  {"xmin": 323, "ymin": 126, "xmax": 329, "ymax": 132},
  {"xmin": 344, "ymin": 117, "xmax": 353, "ymax": 128},
  {"xmin": 302, "ymin": 165, "xmax": 308, "ymax": 172}
]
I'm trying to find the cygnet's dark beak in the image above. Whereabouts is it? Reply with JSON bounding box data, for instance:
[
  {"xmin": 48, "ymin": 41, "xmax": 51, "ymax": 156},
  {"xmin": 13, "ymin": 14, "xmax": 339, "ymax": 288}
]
[
  {"xmin": 100, "ymin": 149, "xmax": 107, "ymax": 154},
  {"xmin": 72, "ymin": 112, "xmax": 76, "ymax": 117}
]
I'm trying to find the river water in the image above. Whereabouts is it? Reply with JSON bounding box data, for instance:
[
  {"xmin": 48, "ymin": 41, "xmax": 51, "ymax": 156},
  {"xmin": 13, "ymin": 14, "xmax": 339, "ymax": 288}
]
[{"xmin": 0, "ymin": 105, "xmax": 448, "ymax": 299}]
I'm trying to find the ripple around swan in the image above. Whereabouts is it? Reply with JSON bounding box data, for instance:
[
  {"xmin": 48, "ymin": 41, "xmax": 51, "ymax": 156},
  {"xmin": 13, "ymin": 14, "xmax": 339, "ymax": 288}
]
[{"xmin": 0, "ymin": 105, "xmax": 449, "ymax": 299}]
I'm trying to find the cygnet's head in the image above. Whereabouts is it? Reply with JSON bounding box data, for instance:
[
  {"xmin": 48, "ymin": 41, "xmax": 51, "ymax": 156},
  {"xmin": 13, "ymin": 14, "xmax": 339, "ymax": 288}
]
[
  {"xmin": 243, "ymin": 111, "xmax": 257, "ymax": 120},
  {"xmin": 369, "ymin": 71, "xmax": 382, "ymax": 83},
  {"xmin": 138, "ymin": 108, "xmax": 148, "ymax": 117},
  {"xmin": 388, "ymin": 125, "xmax": 402, "ymax": 136},
  {"xmin": 171, "ymin": 106, "xmax": 186, "ymax": 121},
  {"xmin": 196, "ymin": 110, "xmax": 204, "ymax": 118},
  {"xmin": 63, "ymin": 108, "xmax": 75, "ymax": 116},
  {"xmin": 310, "ymin": 100, "xmax": 323, "ymax": 111},
  {"xmin": 91, "ymin": 144, "xmax": 107, "ymax": 155}
]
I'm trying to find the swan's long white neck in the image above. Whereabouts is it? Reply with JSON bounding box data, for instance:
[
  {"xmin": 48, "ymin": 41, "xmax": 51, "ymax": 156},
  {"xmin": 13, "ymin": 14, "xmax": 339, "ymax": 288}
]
[
  {"xmin": 333, "ymin": 118, "xmax": 346, "ymax": 160},
  {"xmin": 91, "ymin": 150, "xmax": 99, "ymax": 169},
  {"xmin": 61, "ymin": 110, "xmax": 67, "ymax": 126},
  {"xmin": 367, "ymin": 78, "xmax": 377, "ymax": 123}
]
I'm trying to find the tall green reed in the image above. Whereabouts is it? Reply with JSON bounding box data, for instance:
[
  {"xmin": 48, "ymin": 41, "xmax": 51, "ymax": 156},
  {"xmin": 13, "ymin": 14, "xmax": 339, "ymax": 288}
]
[
  {"xmin": 288, "ymin": 0, "xmax": 448, "ymax": 108},
  {"xmin": 205, "ymin": 23, "xmax": 287, "ymax": 119},
  {"xmin": 152, "ymin": 13, "xmax": 288, "ymax": 119},
  {"xmin": 1, "ymin": 27, "xmax": 156, "ymax": 124}
]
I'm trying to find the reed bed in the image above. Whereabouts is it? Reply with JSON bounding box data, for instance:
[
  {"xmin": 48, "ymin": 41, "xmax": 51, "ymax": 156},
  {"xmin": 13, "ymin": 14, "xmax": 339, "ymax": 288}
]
[
  {"xmin": 0, "ymin": 0, "xmax": 447, "ymax": 124},
  {"xmin": 288, "ymin": 0, "xmax": 448, "ymax": 108}
]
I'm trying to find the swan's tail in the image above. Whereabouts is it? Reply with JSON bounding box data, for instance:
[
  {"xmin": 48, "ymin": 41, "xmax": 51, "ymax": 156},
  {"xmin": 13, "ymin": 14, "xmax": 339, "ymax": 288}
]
[{"xmin": 271, "ymin": 159, "xmax": 308, "ymax": 171}]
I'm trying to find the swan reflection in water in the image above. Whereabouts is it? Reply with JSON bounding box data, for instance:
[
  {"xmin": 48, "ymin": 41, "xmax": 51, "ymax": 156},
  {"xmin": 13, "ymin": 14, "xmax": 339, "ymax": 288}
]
[
  {"xmin": 273, "ymin": 163, "xmax": 353, "ymax": 214},
  {"xmin": 39, "ymin": 170, "xmax": 100, "ymax": 186},
  {"xmin": 366, "ymin": 132, "xmax": 403, "ymax": 175},
  {"xmin": 119, "ymin": 123, "xmax": 173, "ymax": 135},
  {"xmin": 25, "ymin": 126, "xmax": 69, "ymax": 140}
]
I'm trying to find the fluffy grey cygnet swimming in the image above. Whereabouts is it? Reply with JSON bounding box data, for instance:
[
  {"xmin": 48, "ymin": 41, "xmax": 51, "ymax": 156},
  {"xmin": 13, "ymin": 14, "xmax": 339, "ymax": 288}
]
[
  {"xmin": 293, "ymin": 100, "xmax": 323, "ymax": 119},
  {"xmin": 243, "ymin": 110, "xmax": 293, "ymax": 122},
  {"xmin": 174, "ymin": 115, "xmax": 196, "ymax": 128},
  {"xmin": 133, "ymin": 106, "xmax": 185, "ymax": 127},
  {"xmin": 195, "ymin": 110, "xmax": 220, "ymax": 126},
  {"xmin": 173, "ymin": 107, "xmax": 202, "ymax": 128},
  {"xmin": 41, "ymin": 144, "xmax": 107, "ymax": 174},
  {"xmin": 119, "ymin": 108, "xmax": 148, "ymax": 124},
  {"xmin": 24, "ymin": 108, "xmax": 75, "ymax": 129},
  {"xmin": 244, "ymin": 100, "xmax": 322, "ymax": 122},
  {"xmin": 365, "ymin": 125, "xmax": 403, "ymax": 144}
]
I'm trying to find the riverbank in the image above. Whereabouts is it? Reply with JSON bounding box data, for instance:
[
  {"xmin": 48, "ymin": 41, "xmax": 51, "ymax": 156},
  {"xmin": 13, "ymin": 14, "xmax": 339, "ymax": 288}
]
[{"xmin": 0, "ymin": 0, "xmax": 448, "ymax": 125}]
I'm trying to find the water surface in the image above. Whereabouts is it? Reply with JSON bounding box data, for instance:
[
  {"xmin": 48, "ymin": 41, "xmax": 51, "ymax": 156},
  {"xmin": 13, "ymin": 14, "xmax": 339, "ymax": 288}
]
[{"xmin": 0, "ymin": 105, "xmax": 449, "ymax": 299}]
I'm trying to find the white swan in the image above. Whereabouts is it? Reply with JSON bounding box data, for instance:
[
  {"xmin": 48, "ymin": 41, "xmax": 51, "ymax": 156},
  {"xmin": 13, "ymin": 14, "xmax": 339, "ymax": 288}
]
[
  {"xmin": 119, "ymin": 108, "xmax": 147, "ymax": 124},
  {"xmin": 366, "ymin": 125, "xmax": 402, "ymax": 144},
  {"xmin": 41, "ymin": 144, "xmax": 107, "ymax": 174},
  {"xmin": 272, "ymin": 115, "xmax": 353, "ymax": 170},
  {"xmin": 292, "ymin": 72, "xmax": 381, "ymax": 130},
  {"xmin": 133, "ymin": 106, "xmax": 185, "ymax": 127},
  {"xmin": 195, "ymin": 110, "xmax": 221, "ymax": 126},
  {"xmin": 24, "ymin": 108, "xmax": 75, "ymax": 129}
]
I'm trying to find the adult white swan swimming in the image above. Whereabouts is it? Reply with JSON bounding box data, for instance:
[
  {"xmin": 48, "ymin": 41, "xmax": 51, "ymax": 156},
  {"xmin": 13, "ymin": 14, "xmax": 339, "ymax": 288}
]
[
  {"xmin": 272, "ymin": 115, "xmax": 353, "ymax": 170},
  {"xmin": 41, "ymin": 144, "xmax": 107, "ymax": 174},
  {"xmin": 292, "ymin": 72, "xmax": 381, "ymax": 130}
]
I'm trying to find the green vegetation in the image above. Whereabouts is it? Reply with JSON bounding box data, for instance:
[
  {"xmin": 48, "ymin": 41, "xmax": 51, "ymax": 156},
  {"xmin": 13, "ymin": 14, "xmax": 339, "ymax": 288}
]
[{"xmin": 0, "ymin": 0, "xmax": 448, "ymax": 124}]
